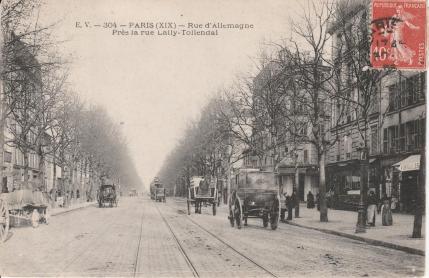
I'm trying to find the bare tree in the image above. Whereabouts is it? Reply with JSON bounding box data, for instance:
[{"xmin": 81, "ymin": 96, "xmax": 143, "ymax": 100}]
[{"xmin": 286, "ymin": 1, "xmax": 337, "ymax": 222}]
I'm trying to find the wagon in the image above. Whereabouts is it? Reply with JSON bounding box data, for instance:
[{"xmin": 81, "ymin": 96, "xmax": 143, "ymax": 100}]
[
  {"xmin": 0, "ymin": 189, "xmax": 51, "ymax": 243},
  {"xmin": 155, "ymin": 187, "xmax": 166, "ymax": 202},
  {"xmin": 186, "ymin": 176, "xmax": 218, "ymax": 216},
  {"xmin": 97, "ymin": 184, "xmax": 118, "ymax": 208},
  {"xmin": 150, "ymin": 177, "xmax": 164, "ymax": 200},
  {"xmin": 228, "ymin": 169, "xmax": 280, "ymax": 230}
]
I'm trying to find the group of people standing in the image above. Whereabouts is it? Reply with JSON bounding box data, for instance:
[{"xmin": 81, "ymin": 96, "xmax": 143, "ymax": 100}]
[
  {"xmin": 284, "ymin": 189, "xmax": 393, "ymax": 227},
  {"xmin": 367, "ymin": 191, "xmax": 393, "ymax": 227}
]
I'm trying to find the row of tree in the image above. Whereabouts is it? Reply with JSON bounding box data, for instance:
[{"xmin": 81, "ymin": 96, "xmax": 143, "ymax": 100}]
[
  {"xmin": 1, "ymin": 0, "xmax": 142, "ymax": 198},
  {"xmin": 159, "ymin": 0, "xmax": 372, "ymax": 219}
]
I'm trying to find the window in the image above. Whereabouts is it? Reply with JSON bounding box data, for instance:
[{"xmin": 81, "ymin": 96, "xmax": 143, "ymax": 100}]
[
  {"xmin": 4, "ymin": 151, "xmax": 12, "ymax": 163},
  {"xmin": 389, "ymin": 126, "xmax": 399, "ymax": 153},
  {"xmin": 344, "ymin": 135, "xmax": 352, "ymax": 159},
  {"xmin": 370, "ymin": 126, "xmax": 379, "ymax": 155},
  {"xmin": 406, "ymin": 121, "xmax": 415, "ymax": 151},
  {"xmin": 383, "ymin": 128, "xmax": 388, "ymax": 153},
  {"xmin": 383, "ymin": 125, "xmax": 399, "ymax": 154},
  {"xmin": 388, "ymin": 73, "xmax": 425, "ymax": 112},
  {"xmin": 388, "ymin": 86, "xmax": 395, "ymax": 112},
  {"xmin": 399, "ymin": 123, "xmax": 405, "ymax": 152},
  {"xmin": 304, "ymin": 150, "xmax": 308, "ymax": 164}
]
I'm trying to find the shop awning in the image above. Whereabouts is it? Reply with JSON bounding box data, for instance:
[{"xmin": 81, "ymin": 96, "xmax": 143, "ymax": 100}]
[{"xmin": 393, "ymin": 155, "xmax": 421, "ymax": 172}]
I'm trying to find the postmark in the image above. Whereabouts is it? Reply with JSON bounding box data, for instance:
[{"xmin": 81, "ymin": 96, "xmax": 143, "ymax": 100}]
[{"xmin": 370, "ymin": 0, "xmax": 426, "ymax": 70}]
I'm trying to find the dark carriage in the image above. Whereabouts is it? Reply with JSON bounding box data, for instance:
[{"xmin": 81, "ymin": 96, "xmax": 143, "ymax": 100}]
[
  {"xmin": 187, "ymin": 176, "xmax": 218, "ymax": 216},
  {"xmin": 228, "ymin": 169, "xmax": 280, "ymax": 230},
  {"xmin": 97, "ymin": 183, "xmax": 118, "ymax": 208},
  {"xmin": 155, "ymin": 187, "xmax": 166, "ymax": 202}
]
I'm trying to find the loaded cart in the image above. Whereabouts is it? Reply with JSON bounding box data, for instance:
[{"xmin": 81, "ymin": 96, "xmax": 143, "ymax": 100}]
[
  {"xmin": 187, "ymin": 176, "xmax": 218, "ymax": 216},
  {"xmin": 0, "ymin": 189, "xmax": 51, "ymax": 243},
  {"xmin": 97, "ymin": 183, "xmax": 118, "ymax": 208}
]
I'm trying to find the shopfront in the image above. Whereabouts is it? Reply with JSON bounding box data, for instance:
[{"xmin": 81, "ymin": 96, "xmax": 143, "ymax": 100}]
[
  {"xmin": 326, "ymin": 159, "xmax": 380, "ymax": 210},
  {"xmin": 392, "ymin": 154, "xmax": 420, "ymax": 213}
]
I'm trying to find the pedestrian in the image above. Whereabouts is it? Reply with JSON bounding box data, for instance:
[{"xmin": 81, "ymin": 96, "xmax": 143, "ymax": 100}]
[
  {"xmin": 291, "ymin": 190, "xmax": 299, "ymax": 217},
  {"xmin": 286, "ymin": 193, "xmax": 293, "ymax": 220},
  {"xmin": 390, "ymin": 196, "xmax": 399, "ymax": 212},
  {"xmin": 316, "ymin": 193, "xmax": 320, "ymax": 211},
  {"xmin": 381, "ymin": 193, "xmax": 393, "ymax": 226},
  {"xmin": 307, "ymin": 191, "xmax": 315, "ymax": 208},
  {"xmin": 281, "ymin": 192, "xmax": 287, "ymax": 222},
  {"xmin": 367, "ymin": 191, "xmax": 378, "ymax": 226}
]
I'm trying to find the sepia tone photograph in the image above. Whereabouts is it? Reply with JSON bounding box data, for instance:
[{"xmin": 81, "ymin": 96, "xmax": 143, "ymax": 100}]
[{"xmin": 0, "ymin": 0, "xmax": 426, "ymax": 277}]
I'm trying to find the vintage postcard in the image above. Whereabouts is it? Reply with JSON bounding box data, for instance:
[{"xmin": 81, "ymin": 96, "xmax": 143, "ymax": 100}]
[{"xmin": 0, "ymin": 0, "xmax": 426, "ymax": 277}]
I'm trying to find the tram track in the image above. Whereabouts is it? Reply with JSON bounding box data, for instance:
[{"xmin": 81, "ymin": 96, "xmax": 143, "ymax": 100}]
[
  {"xmin": 154, "ymin": 204, "xmax": 200, "ymax": 277},
  {"xmin": 133, "ymin": 208, "xmax": 145, "ymax": 277},
  {"xmin": 158, "ymin": 201, "xmax": 278, "ymax": 278}
]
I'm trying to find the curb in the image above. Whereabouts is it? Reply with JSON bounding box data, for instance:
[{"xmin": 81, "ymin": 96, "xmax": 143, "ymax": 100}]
[
  {"xmin": 51, "ymin": 202, "xmax": 96, "ymax": 217},
  {"xmin": 284, "ymin": 220, "xmax": 425, "ymax": 256}
]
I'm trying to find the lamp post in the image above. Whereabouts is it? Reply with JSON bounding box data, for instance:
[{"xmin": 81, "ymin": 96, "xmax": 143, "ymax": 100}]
[{"xmin": 356, "ymin": 146, "xmax": 368, "ymax": 233}]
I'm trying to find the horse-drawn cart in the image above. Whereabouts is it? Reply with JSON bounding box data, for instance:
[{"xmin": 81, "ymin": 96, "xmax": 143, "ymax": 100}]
[
  {"xmin": 0, "ymin": 189, "xmax": 51, "ymax": 243},
  {"xmin": 97, "ymin": 183, "xmax": 118, "ymax": 208},
  {"xmin": 228, "ymin": 169, "xmax": 280, "ymax": 230},
  {"xmin": 187, "ymin": 176, "xmax": 218, "ymax": 216}
]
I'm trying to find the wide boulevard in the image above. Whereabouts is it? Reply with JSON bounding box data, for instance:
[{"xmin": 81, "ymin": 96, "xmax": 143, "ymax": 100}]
[{"xmin": 0, "ymin": 197, "xmax": 424, "ymax": 277}]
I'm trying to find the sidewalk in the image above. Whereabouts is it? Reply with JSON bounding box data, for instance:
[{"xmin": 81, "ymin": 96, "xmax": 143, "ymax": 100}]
[
  {"xmin": 50, "ymin": 201, "xmax": 96, "ymax": 216},
  {"xmin": 285, "ymin": 204, "xmax": 425, "ymax": 256}
]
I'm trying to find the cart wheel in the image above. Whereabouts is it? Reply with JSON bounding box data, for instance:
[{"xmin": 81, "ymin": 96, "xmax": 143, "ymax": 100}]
[
  {"xmin": 187, "ymin": 200, "xmax": 191, "ymax": 215},
  {"xmin": 229, "ymin": 208, "xmax": 234, "ymax": 227},
  {"xmin": 270, "ymin": 198, "xmax": 280, "ymax": 230},
  {"xmin": 0, "ymin": 199, "xmax": 9, "ymax": 243},
  {"xmin": 212, "ymin": 202, "xmax": 216, "ymax": 216},
  {"xmin": 234, "ymin": 199, "xmax": 242, "ymax": 229},
  {"xmin": 31, "ymin": 209, "xmax": 40, "ymax": 228},
  {"xmin": 263, "ymin": 213, "xmax": 269, "ymax": 228}
]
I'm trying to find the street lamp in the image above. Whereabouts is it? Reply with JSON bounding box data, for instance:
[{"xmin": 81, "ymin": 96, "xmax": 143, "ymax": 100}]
[{"xmin": 355, "ymin": 146, "xmax": 368, "ymax": 233}]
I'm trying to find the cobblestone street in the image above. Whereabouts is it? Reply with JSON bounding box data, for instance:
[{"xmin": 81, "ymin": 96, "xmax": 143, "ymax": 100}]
[{"xmin": 0, "ymin": 197, "xmax": 424, "ymax": 277}]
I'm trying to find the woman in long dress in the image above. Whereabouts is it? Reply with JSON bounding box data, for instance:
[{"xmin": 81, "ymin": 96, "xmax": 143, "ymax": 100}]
[{"xmin": 381, "ymin": 194, "xmax": 393, "ymax": 226}]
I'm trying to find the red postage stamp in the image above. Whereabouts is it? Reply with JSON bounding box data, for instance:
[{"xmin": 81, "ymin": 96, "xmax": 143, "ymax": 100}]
[{"xmin": 370, "ymin": 0, "xmax": 426, "ymax": 70}]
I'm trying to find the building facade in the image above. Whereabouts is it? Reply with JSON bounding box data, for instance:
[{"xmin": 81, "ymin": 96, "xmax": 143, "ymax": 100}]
[{"xmin": 326, "ymin": 0, "xmax": 425, "ymax": 212}]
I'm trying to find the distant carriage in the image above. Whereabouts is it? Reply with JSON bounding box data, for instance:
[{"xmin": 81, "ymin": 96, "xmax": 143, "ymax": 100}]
[
  {"xmin": 129, "ymin": 189, "xmax": 138, "ymax": 197},
  {"xmin": 0, "ymin": 188, "xmax": 51, "ymax": 243},
  {"xmin": 97, "ymin": 183, "xmax": 118, "ymax": 208},
  {"xmin": 150, "ymin": 177, "xmax": 166, "ymax": 202},
  {"xmin": 187, "ymin": 176, "xmax": 218, "ymax": 216},
  {"xmin": 228, "ymin": 169, "xmax": 280, "ymax": 230}
]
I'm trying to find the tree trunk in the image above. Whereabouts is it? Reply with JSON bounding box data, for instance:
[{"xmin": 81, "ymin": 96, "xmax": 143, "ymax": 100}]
[
  {"xmin": 38, "ymin": 144, "xmax": 46, "ymax": 191},
  {"xmin": 23, "ymin": 150, "xmax": 29, "ymax": 186},
  {"xmin": 52, "ymin": 155, "xmax": 57, "ymax": 202},
  {"xmin": 319, "ymin": 150, "xmax": 328, "ymax": 222},
  {"xmin": 0, "ymin": 13, "xmax": 5, "ymax": 193},
  {"xmin": 294, "ymin": 159, "xmax": 300, "ymax": 218},
  {"xmin": 412, "ymin": 146, "xmax": 425, "ymax": 238}
]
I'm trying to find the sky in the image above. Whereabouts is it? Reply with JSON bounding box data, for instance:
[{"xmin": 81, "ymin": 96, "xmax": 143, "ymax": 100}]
[{"xmin": 38, "ymin": 0, "xmax": 302, "ymax": 189}]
